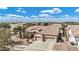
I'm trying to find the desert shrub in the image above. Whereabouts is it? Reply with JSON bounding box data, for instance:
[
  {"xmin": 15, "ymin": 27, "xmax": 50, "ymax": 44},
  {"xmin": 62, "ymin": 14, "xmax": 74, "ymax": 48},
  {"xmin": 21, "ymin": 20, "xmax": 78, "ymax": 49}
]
[
  {"xmin": 0, "ymin": 23, "xmax": 11, "ymax": 28},
  {"xmin": 25, "ymin": 32, "xmax": 34, "ymax": 39},
  {"xmin": 0, "ymin": 29, "xmax": 11, "ymax": 50},
  {"xmin": 43, "ymin": 22, "xmax": 49, "ymax": 26}
]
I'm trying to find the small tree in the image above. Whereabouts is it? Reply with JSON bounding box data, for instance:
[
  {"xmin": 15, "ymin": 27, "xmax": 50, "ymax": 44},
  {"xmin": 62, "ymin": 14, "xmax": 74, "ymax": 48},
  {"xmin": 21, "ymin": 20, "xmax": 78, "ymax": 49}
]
[
  {"xmin": 43, "ymin": 22, "xmax": 49, "ymax": 26},
  {"xmin": 13, "ymin": 26, "xmax": 23, "ymax": 38},
  {"xmin": 37, "ymin": 22, "xmax": 42, "ymax": 25}
]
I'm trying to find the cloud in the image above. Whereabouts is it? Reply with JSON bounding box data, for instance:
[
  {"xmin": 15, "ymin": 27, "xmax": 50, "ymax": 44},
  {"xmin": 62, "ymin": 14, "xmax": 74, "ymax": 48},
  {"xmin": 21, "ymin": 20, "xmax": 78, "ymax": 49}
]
[
  {"xmin": 65, "ymin": 15, "xmax": 69, "ymax": 17},
  {"xmin": 17, "ymin": 10, "xmax": 26, "ymax": 13},
  {"xmin": 17, "ymin": 8, "xmax": 26, "ymax": 13},
  {"xmin": 27, "ymin": 14, "xmax": 54, "ymax": 22},
  {"xmin": 17, "ymin": 9, "xmax": 21, "ymax": 12},
  {"xmin": 21, "ymin": 10, "xmax": 26, "ymax": 13},
  {"xmin": 31, "ymin": 14, "xmax": 50, "ymax": 18},
  {"xmin": 75, "ymin": 8, "xmax": 79, "ymax": 12},
  {"xmin": 40, "ymin": 8, "xmax": 62, "ymax": 14},
  {"xmin": 7, "ymin": 14, "xmax": 23, "ymax": 18},
  {"xmin": 25, "ymin": 16, "xmax": 29, "ymax": 19},
  {"xmin": 18, "ymin": 8, "xmax": 22, "ymax": 10},
  {"xmin": 62, "ymin": 14, "xmax": 70, "ymax": 18},
  {"xmin": 0, "ymin": 7, "xmax": 8, "ymax": 9},
  {"xmin": 0, "ymin": 14, "xmax": 30, "ymax": 22},
  {"xmin": 31, "ymin": 15, "xmax": 37, "ymax": 18},
  {"xmin": 1, "ymin": 14, "xmax": 79, "ymax": 22},
  {"xmin": 36, "ymin": 13, "xmax": 55, "ymax": 22},
  {"xmin": 58, "ymin": 15, "xmax": 79, "ymax": 22},
  {"xmin": 38, "ymin": 14, "xmax": 50, "ymax": 17}
]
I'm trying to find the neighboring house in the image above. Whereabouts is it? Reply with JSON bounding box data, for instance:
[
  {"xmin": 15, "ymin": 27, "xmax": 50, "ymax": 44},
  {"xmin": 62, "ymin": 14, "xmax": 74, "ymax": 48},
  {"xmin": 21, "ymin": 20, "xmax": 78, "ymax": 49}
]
[
  {"xmin": 68, "ymin": 25, "xmax": 79, "ymax": 45},
  {"xmin": 26, "ymin": 24, "xmax": 61, "ymax": 42}
]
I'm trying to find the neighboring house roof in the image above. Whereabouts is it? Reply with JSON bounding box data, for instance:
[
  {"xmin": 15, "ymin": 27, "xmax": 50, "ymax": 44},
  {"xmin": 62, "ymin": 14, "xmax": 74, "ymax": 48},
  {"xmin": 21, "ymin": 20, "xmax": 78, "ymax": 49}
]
[
  {"xmin": 69, "ymin": 25, "xmax": 79, "ymax": 38},
  {"xmin": 26, "ymin": 24, "xmax": 61, "ymax": 36},
  {"xmin": 53, "ymin": 42, "xmax": 78, "ymax": 51},
  {"xmin": 39, "ymin": 24, "xmax": 61, "ymax": 36},
  {"xmin": 26, "ymin": 26, "xmax": 44, "ymax": 31}
]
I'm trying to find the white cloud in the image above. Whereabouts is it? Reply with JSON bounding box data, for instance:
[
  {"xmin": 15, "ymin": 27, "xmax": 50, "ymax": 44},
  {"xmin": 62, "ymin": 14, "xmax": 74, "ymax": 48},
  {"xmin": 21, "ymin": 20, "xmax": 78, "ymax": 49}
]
[
  {"xmin": 75, "ymin": 8, "xmax": 79, "ymax": 12},
  {"xmin": 37, "ymin": 13, "xmax": 55, "ymax": 22},
  {"xmin": 31, "ymin": 14, "xmax": 50, "ymax": 18},
  {"xmin": 17, "ymin": 8, "xmax": 26, "ymax": 13},
  {"xmin": 38, "ymin": 14, "xmax": 50, "ymax": 17},
  {"xmin": 7, "ymin": 14, "xmax": 23, "ymax": 17},
  {"xmin": 62, "ymin": 14, "xmax": 70, "ymax": 18},
  {"xmin": 64, "ymin": 15, "xmax": 69, "ymax": 17},
  {"xmin": 0, "ymin": 7, "xmax": 8, "ymax": 9},
  {"xmin": 25, "ymin": 16, "xmax": 29, "ymax": 19},
  {"xmin": 1, "ymin": 14, "xmax": 79, "ymax": 22},
  {"xmin": 17, "ymin": 9, "xmax": 21, "ymax": 12},
  {"xmin": 22, "ymin": 10, "xmax": 26, "ymax": 13},
  {"xmin": 0, "ymin": 14, "xmax": 30, "ymax": 22},
  {"xmin": 18, "ymin": 7, "xmax": 22, "ymax": 10},
  {"xmin": 40, "ymin": 8, "xmax": 62, "ymax": 14},
  {"xmin": 31, "ymin": 15, "xmax": 37, "ymax": 18}
]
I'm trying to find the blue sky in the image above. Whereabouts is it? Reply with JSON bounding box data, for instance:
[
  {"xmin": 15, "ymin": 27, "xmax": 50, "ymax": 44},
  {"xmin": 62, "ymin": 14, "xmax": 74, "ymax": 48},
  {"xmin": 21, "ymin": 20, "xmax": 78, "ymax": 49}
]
[{"xmin": 0, "ymin": 7, "xmax": 79, "ymax": 22}]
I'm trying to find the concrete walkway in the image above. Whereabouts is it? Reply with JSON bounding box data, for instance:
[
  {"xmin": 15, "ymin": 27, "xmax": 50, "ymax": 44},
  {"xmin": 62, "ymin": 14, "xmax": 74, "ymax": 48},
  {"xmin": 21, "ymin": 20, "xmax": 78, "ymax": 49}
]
[{"xmin": 10, "ymin": 39, "xmax": 56, "ymax": 51}]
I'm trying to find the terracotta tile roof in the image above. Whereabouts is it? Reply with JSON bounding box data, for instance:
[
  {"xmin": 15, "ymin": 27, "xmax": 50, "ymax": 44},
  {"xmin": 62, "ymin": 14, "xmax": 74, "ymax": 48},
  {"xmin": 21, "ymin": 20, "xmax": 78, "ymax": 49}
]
[
  {"xmin": 53, "ymin": 42, "xmax": 78, "ymax": 51},
  {"xmin": 39, "ymin": 24, "xmax": 61, "ymax": 36},
  {"xmin": 26, "ymin": 26, "xmax": 44, "ymax": 31},
  {"xmin": 69, "ymin": 25, "xmax": 79, "ymax": 37},
  {"xmin": 26, "ymin": 24, "xmax": 61, "ymax": 36}
]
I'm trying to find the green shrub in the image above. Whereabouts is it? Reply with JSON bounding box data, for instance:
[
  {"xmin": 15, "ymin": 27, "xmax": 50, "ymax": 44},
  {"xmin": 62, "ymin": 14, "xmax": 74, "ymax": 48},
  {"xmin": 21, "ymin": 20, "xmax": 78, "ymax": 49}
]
[{"xmin": 0, "ymin": 29, "xmax": 11, "ymax": 50}]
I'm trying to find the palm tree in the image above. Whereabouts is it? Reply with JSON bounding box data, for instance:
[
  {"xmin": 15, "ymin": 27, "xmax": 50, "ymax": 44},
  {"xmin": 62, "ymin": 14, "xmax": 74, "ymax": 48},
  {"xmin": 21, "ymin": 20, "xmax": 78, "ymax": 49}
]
[
  {"xmin": 13, "ymin": 24, "xmax": 31, "ymax": 39},
  {"xmin": 61, "ymin": 23, "xmax": 68, "ymax": 37},
  {"xmin": 57, "ymin": 23, "xmax": 68, "ymax": 43},
  {"xmin": 61, "ymin": 23, "xmax": 68, "ymax": 43}
]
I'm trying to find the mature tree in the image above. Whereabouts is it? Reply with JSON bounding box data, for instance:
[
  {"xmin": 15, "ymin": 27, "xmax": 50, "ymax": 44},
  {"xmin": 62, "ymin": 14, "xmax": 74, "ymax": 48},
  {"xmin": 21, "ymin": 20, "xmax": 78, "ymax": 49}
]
[{"xmin": 13, "ymin": 24, "xmax": 31, "ymax": 38}]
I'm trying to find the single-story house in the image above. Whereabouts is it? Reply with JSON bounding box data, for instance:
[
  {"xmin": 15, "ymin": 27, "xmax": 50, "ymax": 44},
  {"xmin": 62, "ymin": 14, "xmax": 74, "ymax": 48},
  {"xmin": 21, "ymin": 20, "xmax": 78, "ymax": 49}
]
[{"xmin": 26, "ymin": 24, "xmax": 61, "ymax": 42}]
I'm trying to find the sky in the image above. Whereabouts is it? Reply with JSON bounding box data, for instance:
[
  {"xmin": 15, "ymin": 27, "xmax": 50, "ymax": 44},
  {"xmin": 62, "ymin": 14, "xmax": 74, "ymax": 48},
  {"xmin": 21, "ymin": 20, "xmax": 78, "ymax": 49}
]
[{"xmin": 0, "ymin": 7, "xmax": 79, "ymax": 22}]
